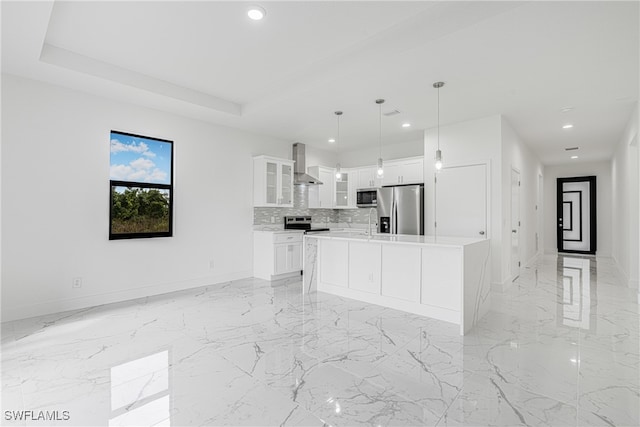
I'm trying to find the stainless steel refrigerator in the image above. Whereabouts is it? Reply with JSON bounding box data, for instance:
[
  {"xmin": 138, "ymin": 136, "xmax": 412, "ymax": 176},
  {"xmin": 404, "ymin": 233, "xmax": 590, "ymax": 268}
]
[{"xmin": 377, "ymin": 185, "xmax": 424, "ymax": 235}]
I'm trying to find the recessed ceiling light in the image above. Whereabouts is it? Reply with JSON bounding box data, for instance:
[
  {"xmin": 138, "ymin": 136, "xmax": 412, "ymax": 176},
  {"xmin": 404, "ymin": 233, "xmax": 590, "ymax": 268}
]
[
  {"xmin": 562, "ymin": 124, "xmax": 574, "ymax": 129},
  {"xmin": 247, "ymin": 5, "xmax": 266, "ymax": 20},
  {"xmin": 571, "ymin": 155, "xmax": 579, "ymax": 159},
  {"xmin": 402, "ymin": 123, "xmax": 411, "ymax": 128},
  {"xmin": 561, "ymin": 107, "xmax": 574, "ymax": 113},
  {"xmin": 328, "ymin": 138, "xmax": 335, "ymax": 143}
]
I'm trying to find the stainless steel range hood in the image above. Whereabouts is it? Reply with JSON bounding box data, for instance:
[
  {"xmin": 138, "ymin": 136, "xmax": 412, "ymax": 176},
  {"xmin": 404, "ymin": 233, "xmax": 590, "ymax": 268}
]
[{"xmin": 293, "ymin": 143, "xmax": 322, "ymax": 185}]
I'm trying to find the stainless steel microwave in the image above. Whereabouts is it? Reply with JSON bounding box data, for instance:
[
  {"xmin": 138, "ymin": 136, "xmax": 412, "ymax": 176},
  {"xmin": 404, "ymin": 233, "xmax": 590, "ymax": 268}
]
[{"xmin": 356, "ymin": 188, "xmax": 378, "ymax": 207}]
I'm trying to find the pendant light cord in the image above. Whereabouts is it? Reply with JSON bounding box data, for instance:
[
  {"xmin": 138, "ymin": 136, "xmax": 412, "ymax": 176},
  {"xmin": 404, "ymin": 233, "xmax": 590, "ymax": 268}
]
[
  {"xmin": 437, "ymin": 86, "xmax": 440, "ymax": 151},
  {"xmin": 378, "ymin": 102, "xmax": 382, "ymax": 158}
]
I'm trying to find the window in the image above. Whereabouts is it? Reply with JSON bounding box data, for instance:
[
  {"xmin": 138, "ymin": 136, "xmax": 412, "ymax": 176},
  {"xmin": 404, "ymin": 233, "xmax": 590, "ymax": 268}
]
[{"xmin": 109, "ymin": 131, "xmax": 173, "ymax": 240}]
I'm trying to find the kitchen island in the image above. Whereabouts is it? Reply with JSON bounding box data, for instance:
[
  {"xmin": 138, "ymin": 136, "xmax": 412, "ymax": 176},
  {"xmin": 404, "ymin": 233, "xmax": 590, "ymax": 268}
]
[{"xmin": 303, "ymin": 232, "xmax": 491, "ymax": 335}]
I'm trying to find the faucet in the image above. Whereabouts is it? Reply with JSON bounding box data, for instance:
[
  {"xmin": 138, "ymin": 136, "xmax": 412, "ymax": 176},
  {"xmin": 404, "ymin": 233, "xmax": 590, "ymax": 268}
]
[{"xmin": 368, "ymin": 208, "xmax": 377, "ymax": 236}]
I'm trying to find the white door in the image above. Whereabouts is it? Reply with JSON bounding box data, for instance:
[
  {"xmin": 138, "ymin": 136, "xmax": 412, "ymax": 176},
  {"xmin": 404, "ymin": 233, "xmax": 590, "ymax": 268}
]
[
  {"xmin": 511, "ymin": 169, "xmax": 520, "ymax": 280},
  {"xmin": 435, "ymin": 163, "xmax": 487, "ymax": 238}
]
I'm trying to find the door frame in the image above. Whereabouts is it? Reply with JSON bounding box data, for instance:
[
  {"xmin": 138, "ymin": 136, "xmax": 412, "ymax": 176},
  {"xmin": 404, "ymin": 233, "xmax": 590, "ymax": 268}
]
[
  {"xmin": 556, "ymin": 176, "xmax": 597, "ymax": 255},
  {"xmin": 510, "ymin": 167, "xmax": 521, "ymax": 280}
]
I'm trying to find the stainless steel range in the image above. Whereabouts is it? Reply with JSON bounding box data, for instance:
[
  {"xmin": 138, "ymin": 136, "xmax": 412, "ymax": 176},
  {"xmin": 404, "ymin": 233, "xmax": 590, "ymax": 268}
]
[{"xmin": 284, "ymin": 216, "xmax": 329, "ymax": 234}]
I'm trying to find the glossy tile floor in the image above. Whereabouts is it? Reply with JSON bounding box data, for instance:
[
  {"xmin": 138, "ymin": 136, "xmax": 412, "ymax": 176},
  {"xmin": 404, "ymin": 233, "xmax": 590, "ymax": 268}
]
[{"xmin": 2, "ymin": 254, "xmax": 639, "ymax": 426}]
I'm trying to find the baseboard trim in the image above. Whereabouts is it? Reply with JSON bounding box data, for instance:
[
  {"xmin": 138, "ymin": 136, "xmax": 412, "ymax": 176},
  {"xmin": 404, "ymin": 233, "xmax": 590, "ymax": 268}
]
[
  {"xmin": 491, "ymin": 277, "xmax": 513, "ymax": 293},
  {"xmin": 524, "ymin": 252, "xmax": 541, "ymax": 268},
  {"xmin": 1, "ymin": 270, "xmax": 253, "ymax": 322}
]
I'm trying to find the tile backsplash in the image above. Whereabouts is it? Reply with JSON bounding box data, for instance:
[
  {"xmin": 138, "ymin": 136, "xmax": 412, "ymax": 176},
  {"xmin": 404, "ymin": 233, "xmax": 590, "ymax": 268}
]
[
  {"xmin": 253, "ymin": 207, "xmax": 338, "ymax": 226},
  {"xmin": 253, "ymin": 184, "xmax": 374, "ymax": 225}
]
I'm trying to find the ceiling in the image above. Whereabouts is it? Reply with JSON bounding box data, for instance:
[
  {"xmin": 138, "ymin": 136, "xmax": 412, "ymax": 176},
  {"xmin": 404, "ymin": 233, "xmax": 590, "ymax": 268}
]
[{"xmin": 2, "ymin": 1, "xmax": 638, "ymax": 165}]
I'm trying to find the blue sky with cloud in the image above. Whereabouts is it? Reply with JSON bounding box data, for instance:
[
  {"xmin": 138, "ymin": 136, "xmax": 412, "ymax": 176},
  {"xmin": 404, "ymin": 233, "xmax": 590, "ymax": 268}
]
[{"xmin": 110, "ymin": 132, "xmax": 171, "ymax": 185}]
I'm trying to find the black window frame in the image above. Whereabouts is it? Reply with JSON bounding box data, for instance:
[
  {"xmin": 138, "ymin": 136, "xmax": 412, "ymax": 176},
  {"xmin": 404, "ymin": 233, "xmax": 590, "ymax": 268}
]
[{"xmin": 109, "ymin": 131, "xmax": 174, "ymax": 240}]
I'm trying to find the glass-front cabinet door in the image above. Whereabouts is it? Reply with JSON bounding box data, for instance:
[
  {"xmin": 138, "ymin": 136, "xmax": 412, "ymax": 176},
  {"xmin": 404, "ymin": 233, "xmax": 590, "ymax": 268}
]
[
  {"xmin": 335, "ymin": 172, "xmax": 349, "ymax": 207},
  {"xmin": 265, "ymin": 161, "xmax": 278, "ymax": 205},
  {"xmin": 253, "ymin": 156, "xmax": 295, "ymax": 207},
  {"xmin": 280, "ymin": 163, "xmax": 292, "ymax": 205}
]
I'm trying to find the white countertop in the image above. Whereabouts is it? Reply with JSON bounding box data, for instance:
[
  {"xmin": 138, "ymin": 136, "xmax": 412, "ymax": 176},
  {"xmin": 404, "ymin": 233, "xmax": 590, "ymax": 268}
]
[
  {"xmin": 305, "ymin": 231, "xmax": 486, "ymax": 247},
  {"xmin": 253, "ymin": 227, "xmax": 304, "ymax": 234}
]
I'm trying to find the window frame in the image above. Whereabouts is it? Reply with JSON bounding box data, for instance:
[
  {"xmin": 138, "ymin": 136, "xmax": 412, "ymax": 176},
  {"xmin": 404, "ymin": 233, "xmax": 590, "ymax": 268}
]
[{"xmin": 109, "ymin": 131, "xmax": 174, "ymax": 240}]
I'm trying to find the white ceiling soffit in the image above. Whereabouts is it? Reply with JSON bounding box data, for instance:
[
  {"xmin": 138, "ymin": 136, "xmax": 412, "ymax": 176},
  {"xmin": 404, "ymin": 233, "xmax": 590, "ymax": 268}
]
[
  {"xmin": 2, "ymin": 1, "xmax": 639, "ymax": 165},
  {"xmin": 40, "ymin": 43, "xmax": 242, "ymax": 116}
]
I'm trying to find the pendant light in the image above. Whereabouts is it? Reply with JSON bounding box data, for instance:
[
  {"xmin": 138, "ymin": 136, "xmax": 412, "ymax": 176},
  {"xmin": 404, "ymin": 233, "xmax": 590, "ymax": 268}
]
[
  {"xmin": 376, "ymin": 99, "xmax": 385, "ymax": 177},
  {"xmin": 334, "ymin": 111, "xmax": 343, "ymax": 181},
  {"xmin": 433, "ymin": 82, "xmax": 445, "ymax": 170}
]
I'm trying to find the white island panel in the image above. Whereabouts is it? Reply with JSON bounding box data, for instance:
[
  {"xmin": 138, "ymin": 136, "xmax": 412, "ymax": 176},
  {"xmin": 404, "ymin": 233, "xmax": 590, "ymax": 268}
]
[
  {"xmin": 319, "ymin": 239, "xmax": 349, "ymax": 288},
  {"xmin": 462, "ymin": 240, "xmax": 492, "ymax": 334},
  {"xmin": 348, "ymin": 242, "xmax": 381, "ymax": 294},
  {"xmin": 421, "ymin": 246, "xmax": 462, "ymax": 311},
  {"xmin": 381, "ymin": 245, "xmax": 421, "ymax": 302},
  {"xmin": 309, "ymin": 232, "xmax": 491, "ymax": 335}
]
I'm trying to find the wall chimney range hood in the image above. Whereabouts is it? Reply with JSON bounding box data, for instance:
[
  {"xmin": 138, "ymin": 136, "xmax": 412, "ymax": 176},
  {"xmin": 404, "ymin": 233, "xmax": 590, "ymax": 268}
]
[{"xmin": 293, "ymin": 143, "xmax": 322, "ymax": 185}]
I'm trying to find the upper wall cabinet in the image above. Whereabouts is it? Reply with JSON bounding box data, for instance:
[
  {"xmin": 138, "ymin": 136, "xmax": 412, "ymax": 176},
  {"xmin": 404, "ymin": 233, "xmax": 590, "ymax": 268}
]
[
  {"xmin": 356, "ymin": 166, "xmax": 383, "ymax": 189},
  {"xmin": 308, "ymin": 166, "xmax": 357, "ymax": 209},
  {"xmin": 307, "ymin": 166, "xmax": 335, "ymax": 208},
  {"xmin": 382, "ymin": 157, "xmax": 424, "ymax": 186},
  {"xmin": 335, "ymin": 169, "xmax": 357, "ymax": 209},
  {"xmin": 253, "ymin": 156, "xmax": 294, "ymax": 207}
]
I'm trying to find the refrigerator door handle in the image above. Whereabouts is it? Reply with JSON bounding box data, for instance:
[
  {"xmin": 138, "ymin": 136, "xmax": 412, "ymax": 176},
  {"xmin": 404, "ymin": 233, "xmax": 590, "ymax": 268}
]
[
  {"xmin": 390, "ymin": 197, "xmax": 395, "ymax": 235},
  {"xmin": 390, "ymin": 195, "xmax": 398, "ymax": 234}
]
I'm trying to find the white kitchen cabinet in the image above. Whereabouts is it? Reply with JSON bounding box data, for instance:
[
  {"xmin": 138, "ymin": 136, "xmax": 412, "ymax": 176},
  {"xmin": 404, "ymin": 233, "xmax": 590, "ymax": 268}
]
[
  {"xmin": 308, "ymin": 166, "xmax": 335, "ymax": 208},
  {"xmin": 275, "ymin": 240, "xmax": 303, "ymax": 275},
  {"xmin": 348, "ymin": 242, "xmax": 381, "ymax": 294},
  {"xmin": 356, "ymin": 166, "xmax": 382, "ymax": 189},
  {"xmin": 253, "ymin": 156, "xmax": 294, "ymax": 207},
  {"xmin": 319, "ymin": 239, "xmax": 349, "ymax": 287},
  {"xmin": 335, "ymin": 169, "xmax": 358, "ymax": 209},
  {"xmin": 253, "ymin": 231, "xmax": 303, "ymax": 281},
  {"xmin": 382, "ymin": 157, "xmax": 424, "ymax": 186},
  {"xmin": 381, "ymin": 245, "xmax": 421, "ymax": 302}
]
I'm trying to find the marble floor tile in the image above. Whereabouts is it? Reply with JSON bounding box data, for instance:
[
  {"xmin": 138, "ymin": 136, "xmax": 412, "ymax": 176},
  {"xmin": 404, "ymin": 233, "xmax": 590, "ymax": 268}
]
[
  {"xmin": 1, "ymin": 254, "xmax": 639, "ymax": 426},
  {"xmin": 437, "ymin": 371, "xmax": 579, "ymax": 427}
]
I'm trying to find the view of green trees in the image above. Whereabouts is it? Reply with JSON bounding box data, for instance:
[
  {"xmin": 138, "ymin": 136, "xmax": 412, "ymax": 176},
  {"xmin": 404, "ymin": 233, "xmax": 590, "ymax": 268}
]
[{"xmin": 111, "ymin": 187, "xmax": 170, "ymax": 233}]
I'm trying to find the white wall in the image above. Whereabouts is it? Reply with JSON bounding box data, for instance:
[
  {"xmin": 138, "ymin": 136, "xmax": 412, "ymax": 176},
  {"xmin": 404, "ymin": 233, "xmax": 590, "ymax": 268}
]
[
  {"xmin": 543, "ymin": 161, "xmax": 613, "ymax": 257},
  {"xmin": 338, "ymin": 139, "xmax": 423, "ymax": 168},
  {"xmin": 424, "ymin": 115, "xmax": 506, "ymax": 286},
  {"xmin": 305, "ymin": 145, "xmax": 338, "ymax": 170},
  {"xmin": 501, "ymin": 119, "xmax": 544, "ymax": 276},
  {"xmin": 1, "ymin": 75, "xmax": 292, "ymax": 321},
  {"xmin": 611, "ymin": 103, "xmax": 639, "ymax": 287}
]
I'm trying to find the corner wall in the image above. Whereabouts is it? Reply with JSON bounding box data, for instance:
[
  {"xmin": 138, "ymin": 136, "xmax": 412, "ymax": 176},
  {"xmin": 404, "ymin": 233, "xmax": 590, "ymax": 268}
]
[
  {"xmin": 611, "ymin": 103, "xmax": 639, "ymax": 287},
  {"xmin": 1, "ymin": 75, "xmax": 291, "ymax": 321},
  {"xmin": 501, "ymin": 118, "xmax": 544, "ymax": 276},
  {"xmin": 424, "ymin": 115, "xmax": 505, "ymax": 286}
]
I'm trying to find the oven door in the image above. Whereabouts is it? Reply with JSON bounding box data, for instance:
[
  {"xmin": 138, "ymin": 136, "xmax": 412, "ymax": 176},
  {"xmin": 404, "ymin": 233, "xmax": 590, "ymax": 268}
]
[{"xmin": 356, "ymin": 189, "xmax": 377, "ymax": 208}]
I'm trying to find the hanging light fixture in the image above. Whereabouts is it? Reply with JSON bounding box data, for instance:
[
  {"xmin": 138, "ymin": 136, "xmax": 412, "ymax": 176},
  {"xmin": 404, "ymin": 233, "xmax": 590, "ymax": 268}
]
[
  {"xmin": 376, "ymin": 99, "xmax": 385, "ymax": 177},
  {"xmin": 433, "ymin": 82, "xmax": 445, "ymax": 170},
  {"xmin": 334, "ymin": 111, "xmax": 343, "ymax": 180}
]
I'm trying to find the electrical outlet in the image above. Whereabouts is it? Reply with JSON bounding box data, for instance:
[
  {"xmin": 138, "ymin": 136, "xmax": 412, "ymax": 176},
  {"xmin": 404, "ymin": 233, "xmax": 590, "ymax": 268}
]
[{"xmin": 72, "ymin": 277, "xmax": 82, "ymax": 288}]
